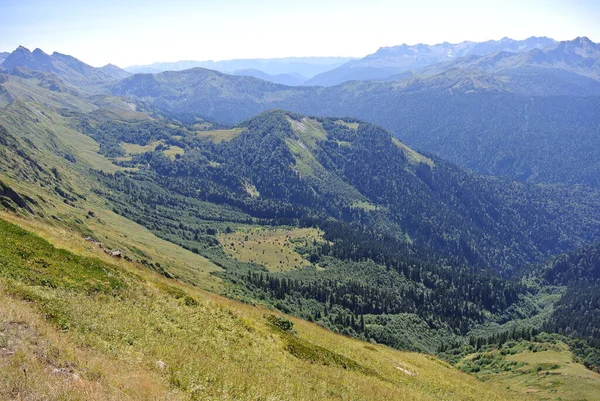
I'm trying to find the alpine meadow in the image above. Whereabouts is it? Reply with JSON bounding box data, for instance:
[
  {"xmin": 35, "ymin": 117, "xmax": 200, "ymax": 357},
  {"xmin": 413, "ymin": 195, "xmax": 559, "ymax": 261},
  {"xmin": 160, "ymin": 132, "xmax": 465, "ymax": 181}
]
[{"xmin": 1, "ymin": 1, "xmax": 600, "ymax": 400}]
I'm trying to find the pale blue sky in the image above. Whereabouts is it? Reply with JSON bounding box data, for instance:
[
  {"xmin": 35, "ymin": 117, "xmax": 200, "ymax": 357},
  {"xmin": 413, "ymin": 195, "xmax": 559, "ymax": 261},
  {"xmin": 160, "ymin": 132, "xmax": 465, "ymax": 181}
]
[{"xmin": 1, "ymin": 0, "xmax": 599, "ymax": 67}]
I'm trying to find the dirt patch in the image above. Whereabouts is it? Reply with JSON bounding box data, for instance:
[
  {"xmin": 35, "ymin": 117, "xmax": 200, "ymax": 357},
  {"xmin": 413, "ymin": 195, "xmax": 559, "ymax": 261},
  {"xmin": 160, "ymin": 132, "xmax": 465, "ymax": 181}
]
[{"xmin": 396, "ymin": 363, "xmax": 417, "ymax": 376}]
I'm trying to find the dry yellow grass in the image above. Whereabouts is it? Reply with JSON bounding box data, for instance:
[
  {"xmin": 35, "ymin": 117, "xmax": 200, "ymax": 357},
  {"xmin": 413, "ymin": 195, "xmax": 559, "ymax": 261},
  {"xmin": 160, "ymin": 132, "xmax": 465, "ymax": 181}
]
[
  {"xmin": 459, "ymin": 341, "xmax": 600, "ymax": 401},
  {"xmin": 0, "ymin": 286, "xmax": 179, "ymax": 401},
  {"xmin": 392, "ymin": 137, "xmax": 435, "ymax": 167},
  {"xmin": 219, "ymin": 227, "xmax": 323, "ymax": 271},
  {"xmin": 334, "ymin": 120, "xmax": 360, "ymax": 130},
  {"xmin": 196, "ymin": 128, "xmax": 245, "ymax": 143},
  {"xmin": 120, "ymin": 140, "xmax": 163, "ymax": 155},
  {"xmin": 0, "ymin": 214, "xmax": 535, "ymax": 400},
  {"xmin": 163, "ymin": 145, "xmax": 185, "ymax": 160}
]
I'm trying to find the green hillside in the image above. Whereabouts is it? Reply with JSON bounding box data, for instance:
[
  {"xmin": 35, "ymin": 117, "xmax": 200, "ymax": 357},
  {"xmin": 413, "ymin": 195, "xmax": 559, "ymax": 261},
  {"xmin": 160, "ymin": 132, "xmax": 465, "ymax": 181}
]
[
  {"xmin": 0, "ymin": 213, "xmax": 539, "ymax": 401},
  {"xmin": 109, "ymin": 38, "xmax": 600, "ymax": 188},
  {"xmin": 2, "ymin": 53, "xmax": 600, "ymax": 400},
  {"xmin": 455, "ymin": 336, "xmax": 600, "ymax": 400}
]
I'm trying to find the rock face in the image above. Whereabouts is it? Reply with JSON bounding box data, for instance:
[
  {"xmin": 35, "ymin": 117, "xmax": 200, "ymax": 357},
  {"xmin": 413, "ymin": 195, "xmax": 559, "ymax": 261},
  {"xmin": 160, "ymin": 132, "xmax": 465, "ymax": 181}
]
[{"xmin": 0, "ymin": 181, "xmax": 33, "ymax": 213}]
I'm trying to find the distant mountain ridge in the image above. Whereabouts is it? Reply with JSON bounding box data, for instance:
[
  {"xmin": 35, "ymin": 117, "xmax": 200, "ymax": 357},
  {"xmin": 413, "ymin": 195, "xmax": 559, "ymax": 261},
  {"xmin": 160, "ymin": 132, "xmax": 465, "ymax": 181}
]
[
  {"xmin": 0, "ymin": 51, "xmax": 9, "ymax": 64},
  {"xmin": 430, "ymin": 36, "xmax": 600, "ymax": 79},
  {"xmin": 384, "ymin": 36, "xmax": 600, "ymax": 97},
  {"xmin": 232, "ymin": 68, "xmax": 307, "ymax": 86},
  {"xmin": 306, "ymin": 36, "xmax": 556, "ymax": 86},
  {"xmin": 111, "ymin": 37, "xmax": 600, "ymax": 188},
  {"xmin": 1, "ymin": 46, "xmax": 131, "ymax": 93},
  {"xmin": 3, "ymin": 37, "xmax": 600, "ymax": 188},
  {"xmin": 125, "ymin": 56, "xmax": 355, "ymax": 79}
]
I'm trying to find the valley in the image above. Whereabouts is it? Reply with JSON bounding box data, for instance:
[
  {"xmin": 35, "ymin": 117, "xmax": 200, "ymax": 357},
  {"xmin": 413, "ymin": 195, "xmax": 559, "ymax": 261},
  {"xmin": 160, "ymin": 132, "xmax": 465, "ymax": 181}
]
[{"xmin": 1, "ymin": 25, "xmax": 600, "ymax": 400}]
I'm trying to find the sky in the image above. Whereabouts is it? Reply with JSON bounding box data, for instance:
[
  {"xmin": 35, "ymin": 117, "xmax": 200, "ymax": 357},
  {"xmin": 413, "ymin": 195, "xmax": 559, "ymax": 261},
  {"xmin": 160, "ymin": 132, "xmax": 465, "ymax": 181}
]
[{"xmin": 1, "ymin": 0, "xmax": 599, "ymax": 67}]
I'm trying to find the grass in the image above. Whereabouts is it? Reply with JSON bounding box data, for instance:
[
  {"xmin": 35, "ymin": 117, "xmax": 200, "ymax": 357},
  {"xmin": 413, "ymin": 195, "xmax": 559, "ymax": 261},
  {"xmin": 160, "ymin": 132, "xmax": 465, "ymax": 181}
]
[
  {"xmin": 163, "ymin": 145, "xmax": 185, "ymax": 160},
  {"xmin": 392, "ymin": 137, "xmax": 435, "ymax": 167},
  {"xmin": 0, "ymin": 100, "xmax": 122, "ymax": 174},
  {"xmin": 219, "ymin": 227, "xmax": 324, "ymax": 272},
  {"xmin": 334, "ymin": 120, "xmax": 360, "ymax": 130},
  {"xmin": 351, "ymin": 200, "xmax": 379, "ymax": 211},
  {"xmin": 0, "ymin": 75, "xmax": 97, "ymax": 112},
  {"xmin": 120, "ymin": 140, "xmax": 163, "ymax": 155},
  {"xmin": 457, "ymin": 339, "xmax": 600, "ymax": 401},
  {"xmin": 196, "ymin": 128, "xmax": 245, "ymax": 143},
  {"xmin": 120, "ymin": 141, "xmax": 184, "ymax": 160},
  {"xmin": 0, "ymin": 214, "xmax": 534, "ymax": 401},
  {"xmin": 243, "ymin": 182, "xmax": 260, "ymax": 197}
]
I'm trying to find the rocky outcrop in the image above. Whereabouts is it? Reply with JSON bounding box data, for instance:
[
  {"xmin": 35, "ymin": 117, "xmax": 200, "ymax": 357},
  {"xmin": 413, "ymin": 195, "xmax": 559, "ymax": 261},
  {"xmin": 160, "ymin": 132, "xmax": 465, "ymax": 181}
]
[{"xmin": 0, "ymin": 181, "xmax": 34, "ymax": 213}]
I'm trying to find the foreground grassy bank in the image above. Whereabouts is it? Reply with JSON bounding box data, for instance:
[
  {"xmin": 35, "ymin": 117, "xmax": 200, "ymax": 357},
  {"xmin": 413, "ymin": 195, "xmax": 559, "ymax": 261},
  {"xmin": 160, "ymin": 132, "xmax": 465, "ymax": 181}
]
[{"xmin": 0, "ymin": 215, "xmax": 531, "ymax": 400}]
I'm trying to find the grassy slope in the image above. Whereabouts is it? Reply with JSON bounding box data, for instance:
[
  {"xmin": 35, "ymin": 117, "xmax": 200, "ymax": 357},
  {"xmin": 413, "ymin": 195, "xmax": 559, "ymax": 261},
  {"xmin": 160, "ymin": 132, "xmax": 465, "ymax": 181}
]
[
  {"xmin": 219, "ymin": 226, "xmax": 324, "ymax": 272},
  {"xmin": 0, "ymin": 97, "xmax": 223, "ymax": 290},
  {"xmin": 457, "ymin": 339, "xmax": 600, "ymax": 400},
  {"xmin": 0, "ymin": 215, "xmax": 533, "ymax": 401},
  {"xmin": 196, "ymin": 128, "xmax": 245, "ymax": 143},
  {"xmin": 0, "ymin": 76, "xmax": 592, "ymax": 400}
]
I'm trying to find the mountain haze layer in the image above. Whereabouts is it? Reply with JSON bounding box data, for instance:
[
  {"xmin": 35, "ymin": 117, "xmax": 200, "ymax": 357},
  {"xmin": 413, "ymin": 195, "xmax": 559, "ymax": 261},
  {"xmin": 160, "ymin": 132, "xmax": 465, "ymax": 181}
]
[
  {"xmin": 306, "ymin": 36, "xmax": 556, "ymax": 86},
  {"xmin": 232, "ymin": 68, "xmax": 307, "ymax": 86},
  {"xmin": 125, "ymin": 56, "xmax": 355, "ymax": 80}
]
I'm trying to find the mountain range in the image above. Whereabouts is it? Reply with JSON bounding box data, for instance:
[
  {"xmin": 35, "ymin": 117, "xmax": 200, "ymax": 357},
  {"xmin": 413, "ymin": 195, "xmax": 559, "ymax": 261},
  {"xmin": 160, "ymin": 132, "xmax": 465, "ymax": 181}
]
[
  {"xmin": 124, "ymin": 56, "xmax": 355, "ymax": 80},
  {"xmin": 306, "ymin": 36, "xmax": 557, "ymax": 86},
  {"xmin": 232, "ymin": 68, "xmax": 307, "ymax": 86},
  {"xmin": 106, "ymin": 37, "xmax": 600, "ymax": 188},
  {"xmin": 2, "ymin": 35, "xmax": 600, "ymax": 399},
  {"xmin": 0, "ymin": 46, "xmax": 130, "ymax": 93}
]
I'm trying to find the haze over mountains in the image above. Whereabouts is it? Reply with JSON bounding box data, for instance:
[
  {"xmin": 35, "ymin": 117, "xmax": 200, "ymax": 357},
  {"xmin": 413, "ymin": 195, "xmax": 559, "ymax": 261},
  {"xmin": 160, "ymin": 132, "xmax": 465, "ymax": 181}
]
[
  {"xmin": 102, "ymin": 36, "xmax": 600, "ymax": 188},
  {"xmin": 2, "ymin": 33, "xmax": 600, "ymax": 399},
  {"xmin": 231, "ymin": 68, "xmax": 307, "ymax": 86},
  {"xmin": 125, "ymin": 56, "xmax": 355, "ymax": 85},
  {"xmin": 5, "ymin": 36, "xmax": 598, "ymax": 189},
  {"xmin": 306, "ymin": 36, "xmax": 557, "ymax": 86}
]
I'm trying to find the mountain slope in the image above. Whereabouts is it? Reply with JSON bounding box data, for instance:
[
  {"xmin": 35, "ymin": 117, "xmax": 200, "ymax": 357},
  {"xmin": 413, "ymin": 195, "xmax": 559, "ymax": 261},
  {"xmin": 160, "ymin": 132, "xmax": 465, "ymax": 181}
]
[
  {"xmin": 111, "ymin": 67, "xmax": 302, "ymax": 122},
  {"xmin": 526, "ymin": 243, "xmax": 600, "ymax": 355},
  {"xmin": 6, "ymin": 63, "xmax": 600, "ymax": 354},
  {"xmin": 306, "ymin": 36, "xmax": 556, "ymax": 86},
  {"xmin": 0, "ymin": 213, "xmax": 535, "ymax": 401},
  {"xmin": 232, "ymin": 68, "xmax": 306, "ymax": 86},
  {"xmin": 101, "ymin": 109, "xmax": 600, "ymax": 275},
  {"xmin": 403, "ymin": 36, "xmax": 600, "ymax": 93},
  {"xmin": 125, "ymin": 56, "xmax": 355, "ymax": 78},
  {"xmin": 1, "ymin": 46, "xmax": 129, "ymax": 93},
  {"xmin": 98, "ymin": 63, "xmax": 132, "ymax": 80},
  {"xmin": 447, "ymin": 36, "xmax": 600, "ymax": 79},
  {"xmin": 111, "ymin": 37, "xmax": 600, "ymax": 188},
  {"xmin": 0, "ymin": 69, "xmax": 544, "ymax": 401},
  {"xmin": 3, "ymin": 66, "xmax": 600, "ymax": 399}
]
